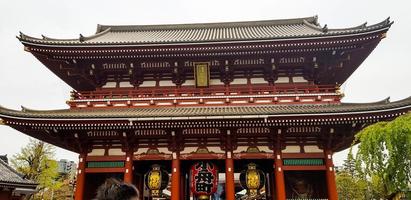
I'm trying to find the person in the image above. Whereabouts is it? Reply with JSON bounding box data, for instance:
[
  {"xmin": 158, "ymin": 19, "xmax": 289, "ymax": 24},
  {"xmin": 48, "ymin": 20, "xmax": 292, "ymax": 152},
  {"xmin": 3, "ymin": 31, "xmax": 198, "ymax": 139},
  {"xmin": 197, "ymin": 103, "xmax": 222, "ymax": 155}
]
[{"xmin": 94, "ymin": 178, "xmax": 139, "ymax": 200}]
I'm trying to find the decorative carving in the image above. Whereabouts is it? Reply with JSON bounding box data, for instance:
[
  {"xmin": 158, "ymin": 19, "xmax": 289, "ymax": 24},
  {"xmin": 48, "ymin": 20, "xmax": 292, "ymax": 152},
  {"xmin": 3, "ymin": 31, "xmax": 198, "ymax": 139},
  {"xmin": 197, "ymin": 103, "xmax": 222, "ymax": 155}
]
[
  {"xmin": 286, "ymin": 126, "xmax": 321, "ymax": 134},
  {"xmin": 194, "ymin": 147, "xmax": 212, "ymax": 154},
  {"xmin": 233, "ymin": 58, "xmax": 265, "ymax": 65},
  {"xmin": 141, "ymin": 62, "xmax": 170, "ymax": 68},
  {"xmin": 279, "ymin": 57, "xmax": 305, "ymax": 64},
  {"xmin": 146, "ymin": 148, "xmax": 161, "ymax": 155},
  {"xmin": 102, "ymin": 63, "xmax": 128, "ymax": 70},
  {"xmin": 87, "ymin": 131, "xmax": 118, "ymax": 137}
]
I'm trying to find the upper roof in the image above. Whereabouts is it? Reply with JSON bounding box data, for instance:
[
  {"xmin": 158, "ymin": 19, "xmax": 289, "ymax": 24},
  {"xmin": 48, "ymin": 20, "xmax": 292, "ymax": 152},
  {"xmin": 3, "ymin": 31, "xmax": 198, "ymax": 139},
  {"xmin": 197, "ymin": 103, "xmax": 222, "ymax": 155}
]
[
  {"xmin": 0, "ymin": 159, "xmax": 37, "ymax": 188},
  {"xmin": 1, "ymin": 97, "xmax": 410, "ymax": 120},
  {"xmin": 18, "ymin": 16, "xmax": 393, "ymax": 46}
]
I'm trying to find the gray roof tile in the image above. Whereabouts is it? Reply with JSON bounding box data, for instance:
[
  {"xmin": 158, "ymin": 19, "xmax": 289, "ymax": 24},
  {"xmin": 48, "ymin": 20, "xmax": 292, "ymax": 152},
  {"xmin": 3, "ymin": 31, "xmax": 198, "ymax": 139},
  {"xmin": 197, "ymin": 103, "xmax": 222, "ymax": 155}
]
[
  {"xmin": 0, "ymin": 97, "xmax": 410, "ymax": 120},
  {"xmin": 0, "ymin": 159, "xmax": 37, "ymax": 187},
  {"xmin": 18, "ymin": 16, "xmax": 392, "ymax": 46}
]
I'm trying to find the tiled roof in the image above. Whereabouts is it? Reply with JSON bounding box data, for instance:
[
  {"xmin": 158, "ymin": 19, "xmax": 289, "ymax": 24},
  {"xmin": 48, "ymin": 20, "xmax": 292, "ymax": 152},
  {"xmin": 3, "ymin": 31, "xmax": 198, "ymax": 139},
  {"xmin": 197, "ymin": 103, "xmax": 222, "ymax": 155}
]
[
  {"xmin": 18, "ymin": 16, "xmax": 392, "ymax": 45},
  {"xmin": 0, "ymin": 159, "xmax": 37, "ymax": 188},
  {"xmin": 0, "ymin": 97, "xmax": 410, "ymax": 120}
]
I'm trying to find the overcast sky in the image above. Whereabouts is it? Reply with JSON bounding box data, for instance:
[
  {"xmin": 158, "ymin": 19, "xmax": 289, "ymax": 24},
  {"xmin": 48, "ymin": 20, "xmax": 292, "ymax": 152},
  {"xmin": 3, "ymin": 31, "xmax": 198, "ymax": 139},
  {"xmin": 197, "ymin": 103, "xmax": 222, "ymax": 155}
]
[{"xmin": 0, "ymin": 0, "xmax": 410, "ymax": 166}]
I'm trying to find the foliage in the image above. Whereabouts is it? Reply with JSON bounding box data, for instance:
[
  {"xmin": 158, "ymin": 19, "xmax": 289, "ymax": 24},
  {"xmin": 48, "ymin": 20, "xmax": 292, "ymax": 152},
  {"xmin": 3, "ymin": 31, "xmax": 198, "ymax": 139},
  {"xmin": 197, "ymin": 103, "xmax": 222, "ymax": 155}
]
[
  {"xmin": 336, "ymin": 172, "xmax": 368, "ymax": 200},
  {"xmin": 40, "ymin": 173, "xmax": 74, "ymax": 200},
  {"xmin": 51, "ymin": 176, "xmax": 75, "ymax": 200},
  {"xmin": 342, "ymin": 148, "xmax": 356, "ymax": 177},
  {"xmin": 353, "ymin": 113, "xmax": 411, "ymax": 197},
  {"xmin": 11, "ymin": 139, "xmax": 64, "ymax": 199}
]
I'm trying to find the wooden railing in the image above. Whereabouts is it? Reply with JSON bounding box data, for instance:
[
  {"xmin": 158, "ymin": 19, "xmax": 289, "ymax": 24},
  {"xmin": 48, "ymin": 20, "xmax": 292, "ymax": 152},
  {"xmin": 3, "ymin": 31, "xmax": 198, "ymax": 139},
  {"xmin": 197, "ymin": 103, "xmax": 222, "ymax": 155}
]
[{"xmin": 71, "ymin": 84, "xmax": 337, "ymax": 100}]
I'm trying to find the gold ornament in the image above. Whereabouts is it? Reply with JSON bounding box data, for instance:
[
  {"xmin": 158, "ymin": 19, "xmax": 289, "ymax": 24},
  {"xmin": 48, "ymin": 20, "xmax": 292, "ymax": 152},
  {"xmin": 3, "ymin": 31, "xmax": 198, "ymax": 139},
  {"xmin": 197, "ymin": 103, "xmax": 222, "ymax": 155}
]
[
  {"xmin": 245, "ymin": 163, "xmax": 260, "ymax": 196},
  {"xmin": 198, "ymin": 195, "xmax": 210, "ymax": 200},
  {"xmin": 147, "ymin": 165, "xmax": 162, "ymax": 197}
]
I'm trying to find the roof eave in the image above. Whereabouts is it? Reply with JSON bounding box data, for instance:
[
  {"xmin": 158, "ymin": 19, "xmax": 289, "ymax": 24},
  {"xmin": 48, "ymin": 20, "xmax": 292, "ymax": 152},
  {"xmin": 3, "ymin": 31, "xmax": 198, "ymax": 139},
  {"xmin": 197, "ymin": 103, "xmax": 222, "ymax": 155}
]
[
  {"xmin": 1, "ymin": 97, "xmax": 410, "ymax": 121},
  {"xmin": 17, "ymin": 17, "xmax": 392, "ymax": 47},
  {"xmin": 18, "ymin": 25, "xmax": 391, "ymax": 49}
]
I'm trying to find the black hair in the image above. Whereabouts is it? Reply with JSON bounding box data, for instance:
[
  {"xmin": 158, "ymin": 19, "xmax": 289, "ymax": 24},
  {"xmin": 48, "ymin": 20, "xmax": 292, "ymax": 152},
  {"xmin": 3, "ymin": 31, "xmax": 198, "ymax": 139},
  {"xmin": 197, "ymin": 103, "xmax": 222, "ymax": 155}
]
[{"xmin": 95, "ymin": 178, "xmax": 139, "ymax": 200}]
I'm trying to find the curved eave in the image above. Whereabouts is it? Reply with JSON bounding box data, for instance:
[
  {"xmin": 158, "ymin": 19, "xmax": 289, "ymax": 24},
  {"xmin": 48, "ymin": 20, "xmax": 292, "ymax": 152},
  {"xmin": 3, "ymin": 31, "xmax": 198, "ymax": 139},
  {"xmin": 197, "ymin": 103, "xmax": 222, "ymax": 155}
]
[
  {"xmin": 0, "ymin": 181, "xmax": 38, "ymax": 188},
  {"xmin": 1, "ymin": 96, "xmax": 410, "ymax": 122},
  {"xmin": 17, "ymin": 18, "xmax": 392, "ymax": 48}
]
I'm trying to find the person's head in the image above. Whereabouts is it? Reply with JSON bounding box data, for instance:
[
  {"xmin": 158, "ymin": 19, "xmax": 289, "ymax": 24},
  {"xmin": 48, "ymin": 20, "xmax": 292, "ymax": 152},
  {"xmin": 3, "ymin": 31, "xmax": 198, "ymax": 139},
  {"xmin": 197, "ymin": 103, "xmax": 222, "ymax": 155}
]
[{"xmin": 95, "ymin": 178, "xmax": 139, "ymax": 200}]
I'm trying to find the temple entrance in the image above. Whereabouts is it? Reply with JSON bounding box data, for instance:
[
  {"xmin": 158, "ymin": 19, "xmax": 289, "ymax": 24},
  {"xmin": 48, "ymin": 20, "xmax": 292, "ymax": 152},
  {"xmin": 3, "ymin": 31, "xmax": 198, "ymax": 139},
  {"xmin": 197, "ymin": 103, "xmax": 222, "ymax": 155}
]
[
  {"xmin": 83, "ymin": 172, "xmax": 123, "ymax": 200},
  {"xmin": 133, "ymin": 160, "xmax": 172, "ymax": 200},
  {"xmin": 181, "ymin": 160, "xmax": 225, "ymax": 200},
  {"xmin": 177, "ymin": 159, "xmax": 276, "ymax": 200},
  {"xmin": 284, "ymin": 171, "xmax": 328, "ymax": 199}
]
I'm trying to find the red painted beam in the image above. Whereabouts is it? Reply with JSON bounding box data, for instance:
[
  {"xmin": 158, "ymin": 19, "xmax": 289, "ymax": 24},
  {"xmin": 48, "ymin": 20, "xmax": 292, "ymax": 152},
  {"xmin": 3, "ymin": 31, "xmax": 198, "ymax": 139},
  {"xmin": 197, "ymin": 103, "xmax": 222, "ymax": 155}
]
[{"xmin": 85, "ymin": 167, "xmax": 126, "ymax": 173}]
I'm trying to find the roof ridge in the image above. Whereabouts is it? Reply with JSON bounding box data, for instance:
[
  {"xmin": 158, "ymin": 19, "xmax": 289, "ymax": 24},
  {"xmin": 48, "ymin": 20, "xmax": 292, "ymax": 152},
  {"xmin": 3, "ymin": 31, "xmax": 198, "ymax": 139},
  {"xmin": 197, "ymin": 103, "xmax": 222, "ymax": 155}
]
[
  {"xmin": 96, "ymin": 16, "xmax": 318, "ymax": 33},
  {"xmin": 18, "ymin": 16, "xmax": 392, "ymax": 46}
]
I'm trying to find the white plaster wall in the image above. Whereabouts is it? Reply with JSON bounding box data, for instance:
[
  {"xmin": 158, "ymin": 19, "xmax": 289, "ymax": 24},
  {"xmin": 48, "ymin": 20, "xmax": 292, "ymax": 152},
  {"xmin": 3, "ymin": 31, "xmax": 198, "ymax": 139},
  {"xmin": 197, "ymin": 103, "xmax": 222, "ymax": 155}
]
[
  {"xmin": 108, "ymin": 148, "xmax": 125, "ymax": 156},
  {"xmin": 88, "ymin": 149, "xmax": 105, "ymax": 156},
  {"xmin": 282, "ymin": 145, "xmax": 301, "ymax": 153},
  {"xmin": 102, "ymin": 81, "xmax": 117, "ymax": 88},
  {"xmin": 304, "ymin": 145, "xmax": 323, "ymax": 153}
]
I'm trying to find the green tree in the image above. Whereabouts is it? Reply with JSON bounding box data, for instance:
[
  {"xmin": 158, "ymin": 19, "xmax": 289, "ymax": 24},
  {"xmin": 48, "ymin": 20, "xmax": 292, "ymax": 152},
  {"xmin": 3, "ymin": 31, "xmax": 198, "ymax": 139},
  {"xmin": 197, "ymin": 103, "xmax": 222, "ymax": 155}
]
[
  {"xmin": 353, "ymin": 113, "xmax": 411, "ymax": 197},
  {"xmin": 337, "ymin": 148, "xmax": 368, "ymax": 200},
  {"xmin": 336, "ymin": 172, "xmax": 367, "ymax": 200},
  {"xmin": 11, "ymin": 139, "xmax": 63, "ymax": 199},
  {"xmin": 342, "ymin": 148, "xmax": 356, "ymax": 177}
]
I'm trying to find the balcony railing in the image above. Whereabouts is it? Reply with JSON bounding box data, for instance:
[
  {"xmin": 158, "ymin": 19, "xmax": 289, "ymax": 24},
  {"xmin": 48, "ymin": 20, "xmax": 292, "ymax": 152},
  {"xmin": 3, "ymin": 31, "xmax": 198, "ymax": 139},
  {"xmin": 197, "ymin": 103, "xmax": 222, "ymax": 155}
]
[{"xmin": 71, "ymin": 84, "xmax": 338, "ymax": 100}]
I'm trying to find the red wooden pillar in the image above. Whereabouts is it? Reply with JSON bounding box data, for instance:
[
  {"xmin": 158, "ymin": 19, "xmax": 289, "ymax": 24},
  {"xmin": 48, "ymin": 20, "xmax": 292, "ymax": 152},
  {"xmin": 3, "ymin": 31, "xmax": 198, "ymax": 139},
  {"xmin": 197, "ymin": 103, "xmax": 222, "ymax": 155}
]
[
  {"xmin": 274, "ymin": 151, "xmax": 286, "ymax": 200},
  {"xmin": 270, "ymin": 173, "xmax": 276, "ymax": 200},
  {"xmin": 74, "ymin": 153, "xmax": 86, "ymax": 200},
  {"xmin": 138, "ymin": 175, "xmax": 144, "ymax": 200},
  {"xmin": 225, "ymin": 151, "xmax": 235, "ymax": 200},
  {"xmin": 124, "ymin": 151, "xmax": 134, "ymax": 184},
  {"xmin": 325, "ymin": 149, "xmax": 338, "ymax": 200},
  {"xmin": 171, "ymin": 152, "xmax": 180, "ymax": 200}
]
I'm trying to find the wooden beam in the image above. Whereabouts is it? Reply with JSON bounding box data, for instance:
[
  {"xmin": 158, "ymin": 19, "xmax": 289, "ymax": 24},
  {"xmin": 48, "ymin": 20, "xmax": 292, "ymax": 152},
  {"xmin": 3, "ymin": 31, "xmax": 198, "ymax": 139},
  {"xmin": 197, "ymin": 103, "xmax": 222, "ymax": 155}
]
[{"xmin": 85, "ymin": 167, "xmax": 125, "ymax": 173}]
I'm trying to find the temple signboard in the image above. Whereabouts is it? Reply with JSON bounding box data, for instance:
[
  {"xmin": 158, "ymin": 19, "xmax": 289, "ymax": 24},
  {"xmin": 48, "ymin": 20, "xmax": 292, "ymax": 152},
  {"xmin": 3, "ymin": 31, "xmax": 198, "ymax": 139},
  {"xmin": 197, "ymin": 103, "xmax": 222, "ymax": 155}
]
[{"xmin": 194, "ymin": 62, "xmax": 210, "ymax": 87}]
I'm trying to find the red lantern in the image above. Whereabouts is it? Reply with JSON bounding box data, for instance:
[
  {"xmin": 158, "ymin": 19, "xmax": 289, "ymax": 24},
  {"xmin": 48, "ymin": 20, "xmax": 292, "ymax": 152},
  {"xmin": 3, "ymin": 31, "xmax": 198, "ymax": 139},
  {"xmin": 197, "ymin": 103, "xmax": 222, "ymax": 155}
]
[{"xmin": 190, "ymin": 161, "xmax": 218, "ymax": 200}]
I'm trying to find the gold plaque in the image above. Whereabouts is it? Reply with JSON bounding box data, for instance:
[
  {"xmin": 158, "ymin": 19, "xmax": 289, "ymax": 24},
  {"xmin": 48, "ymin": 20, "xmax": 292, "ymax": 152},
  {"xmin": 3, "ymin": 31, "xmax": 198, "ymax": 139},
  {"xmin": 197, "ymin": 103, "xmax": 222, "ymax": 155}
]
[{"xmin": 194, "ymin": 62, "xmax": 210, "ymax": 87}]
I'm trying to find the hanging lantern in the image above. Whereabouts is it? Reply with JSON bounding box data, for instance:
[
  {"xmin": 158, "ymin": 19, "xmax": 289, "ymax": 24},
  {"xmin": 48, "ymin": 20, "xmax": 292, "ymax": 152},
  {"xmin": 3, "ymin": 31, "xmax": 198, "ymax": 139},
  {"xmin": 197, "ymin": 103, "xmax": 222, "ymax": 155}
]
[
  {"xmin": 239, "ymin": 163, "xmax": 265, "ymax": 197},
  {"xmin": 145, "ymin": 164, "xmax": 169, "ymax": 197},
  {"xmin": 190, "ymin": 161, "xmax": 218, "ymax": 200}
]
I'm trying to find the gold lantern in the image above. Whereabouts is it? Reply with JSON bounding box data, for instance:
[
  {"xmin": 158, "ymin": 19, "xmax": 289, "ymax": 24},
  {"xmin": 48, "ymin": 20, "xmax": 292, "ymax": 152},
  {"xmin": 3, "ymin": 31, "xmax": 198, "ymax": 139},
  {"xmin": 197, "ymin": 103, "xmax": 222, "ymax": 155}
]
[
  {"xmin": 240, "ymin": 163, "xmax": 265, "ymax": 197},
  {"xmin": 145, "ymin": 164, "xmax": 169, "ymax": 197}
]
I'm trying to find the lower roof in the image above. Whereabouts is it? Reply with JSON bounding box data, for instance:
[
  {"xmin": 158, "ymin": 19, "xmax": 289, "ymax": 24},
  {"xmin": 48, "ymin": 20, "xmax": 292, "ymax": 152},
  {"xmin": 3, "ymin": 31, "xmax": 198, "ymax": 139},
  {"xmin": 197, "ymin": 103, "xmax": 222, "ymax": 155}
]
[
  {"xmin": 0, "ymin": 97, "xmax": 410, "ymax": 121},
  {"xmin": 0, "ymin": 159, "xmax": 37, "ymax": 189}
]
